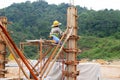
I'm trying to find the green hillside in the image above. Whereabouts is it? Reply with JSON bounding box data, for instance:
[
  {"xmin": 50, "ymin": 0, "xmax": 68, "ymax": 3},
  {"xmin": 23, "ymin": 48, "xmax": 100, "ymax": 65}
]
[
  {"xmin": 78, "ymin": 36, "xmax": 120, "ymax": 60},
  {"xmin": 0, "ymin": 1, "xmax": 120, "ymax": 60}
]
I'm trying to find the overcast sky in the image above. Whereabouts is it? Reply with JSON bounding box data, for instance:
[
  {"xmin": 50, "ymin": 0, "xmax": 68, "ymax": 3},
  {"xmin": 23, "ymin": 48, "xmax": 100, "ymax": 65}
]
[{"xmin": 1, "ymin": 0, "xmax": 120, "ymax": 10}]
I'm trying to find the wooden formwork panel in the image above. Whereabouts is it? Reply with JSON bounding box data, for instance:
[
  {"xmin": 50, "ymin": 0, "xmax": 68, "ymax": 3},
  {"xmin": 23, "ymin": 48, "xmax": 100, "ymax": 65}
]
[{"xmin": 65, "ymin": 7, "xmax": 79, "ymax": 80}]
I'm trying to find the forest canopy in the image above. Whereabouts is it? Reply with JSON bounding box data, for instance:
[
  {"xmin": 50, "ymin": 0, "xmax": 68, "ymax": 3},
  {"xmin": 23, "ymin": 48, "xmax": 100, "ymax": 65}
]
[{"xmin": 0, "ymin": 0, "xmax": 120, "ymax": 60}]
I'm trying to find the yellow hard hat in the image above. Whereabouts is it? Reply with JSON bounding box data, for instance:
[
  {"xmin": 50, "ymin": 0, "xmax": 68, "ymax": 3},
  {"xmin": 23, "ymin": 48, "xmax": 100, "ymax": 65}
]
[{"xmin": 52, "ymin": 20, "xmax": 61, "ymax": 27}]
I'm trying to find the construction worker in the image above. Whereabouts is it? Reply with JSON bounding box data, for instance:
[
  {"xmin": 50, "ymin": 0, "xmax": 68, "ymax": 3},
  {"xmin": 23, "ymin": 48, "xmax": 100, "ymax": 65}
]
[
  {"xmin": 49, "ymin": 20, "xmax": 63, "ymax": 44},
  {"xmin": 50, "ymin": 20, "xmax": 63, "ymax": 38}
]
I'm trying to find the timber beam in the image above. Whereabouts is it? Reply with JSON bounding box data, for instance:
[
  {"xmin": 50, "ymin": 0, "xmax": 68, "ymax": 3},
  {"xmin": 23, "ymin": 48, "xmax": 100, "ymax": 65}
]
[
  {"xmin": 63, "ymin": 48, "xmax": 81, "ymax": 53},
  {"xmin": 63, "ymin": 70, "xmax": 79, "ymax": 78},
  {"xmin": 62, "ymin": 60, "xmax": 79, "ymax": 65}
]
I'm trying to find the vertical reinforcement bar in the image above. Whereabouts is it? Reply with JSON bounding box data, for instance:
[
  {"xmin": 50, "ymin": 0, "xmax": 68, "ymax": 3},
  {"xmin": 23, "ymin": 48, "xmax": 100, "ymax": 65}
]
[
  {"xmin": 65, "ymin": 7, "xmax": 78, "ymax": 80},
  {"xmin": 0, "ymin": 23, "xmax": 38, "ymax": 80},
  {"xmin": 0, "ymin": 16, "xmax": 8, "ymax": 78}
]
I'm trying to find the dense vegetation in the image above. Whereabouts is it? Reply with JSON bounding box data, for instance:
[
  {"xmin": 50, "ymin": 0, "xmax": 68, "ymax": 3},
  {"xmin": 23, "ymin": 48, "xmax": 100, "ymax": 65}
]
[
  {"xmin": 77, "ymin": 36, "xmax": 120, "ymax": 60},
  {"xmin": 0, "ymin": 1, "xmax": 120, "ymax": 60}
]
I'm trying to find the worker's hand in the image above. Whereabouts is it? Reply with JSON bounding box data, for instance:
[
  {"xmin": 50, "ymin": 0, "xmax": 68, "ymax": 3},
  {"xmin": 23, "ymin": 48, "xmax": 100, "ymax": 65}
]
[
  {"xmin": 0, "ymin": 21, "xmax": 2, "ymax": 25},
  {"xmin": 62, "ymin": 32, "xmax": 65, "ymax": 36},
  {"xmin": 48, "ymin": 35, "xmax": 53, "ymax": 39}
]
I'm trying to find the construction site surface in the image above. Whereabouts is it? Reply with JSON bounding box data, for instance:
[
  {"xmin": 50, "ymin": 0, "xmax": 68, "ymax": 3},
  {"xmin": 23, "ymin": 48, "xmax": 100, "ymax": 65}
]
[
  {"xmin": 0, "ymin": 5, "xmax": 120, "ymax": 80},
  {"xmin": 5, "ymin": 59, "xmax": 120, "ymax": 80}
]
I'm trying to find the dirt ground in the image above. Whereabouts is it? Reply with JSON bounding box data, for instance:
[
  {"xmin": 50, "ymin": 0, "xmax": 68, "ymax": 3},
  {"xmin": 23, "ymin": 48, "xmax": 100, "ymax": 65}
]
[
  {"xmin": 4, "ymin": 60, "xmax": 120, "ymax": 80},
  {"xmin": 101, "ymin": 61, "xmax": 120, "ymax": 80},
  {"xmin": 103, "ymin": 78, "xmax": 120, "ymax": 80}
]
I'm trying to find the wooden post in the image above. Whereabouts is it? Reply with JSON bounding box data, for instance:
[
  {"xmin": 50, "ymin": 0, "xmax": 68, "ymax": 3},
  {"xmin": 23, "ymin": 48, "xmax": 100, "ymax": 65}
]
[
  {"xmin": 64, "ymin": 7, "xmax": 79, "ymax": 80},
  {"xmin": 0, "ymin": 16, "xmax": 8, "ymax": 77},
  {"xmin": 40, "ymin": 40, "xmax": 42, "ymax": 70}
]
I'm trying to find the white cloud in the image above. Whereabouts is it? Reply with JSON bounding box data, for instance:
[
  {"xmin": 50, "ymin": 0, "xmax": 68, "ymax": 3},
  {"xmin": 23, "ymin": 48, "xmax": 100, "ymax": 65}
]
[
  {"xmin": 1, "ymin": 0, "xmax": 120, "ymax": 10},
  {"xmin": 77, "ymin": 0, "xmax": 120, "ymax": 10},
  {"xmin": 1, "ymin": 0, "xmax": 35, "ymax": 9}
]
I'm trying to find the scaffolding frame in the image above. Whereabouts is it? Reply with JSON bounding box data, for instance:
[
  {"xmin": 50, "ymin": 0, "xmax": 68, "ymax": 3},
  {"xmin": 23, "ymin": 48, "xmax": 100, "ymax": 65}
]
[{"xmin": 0, "ymin": 6, "xmax": 80, "ymax": 80}]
